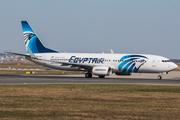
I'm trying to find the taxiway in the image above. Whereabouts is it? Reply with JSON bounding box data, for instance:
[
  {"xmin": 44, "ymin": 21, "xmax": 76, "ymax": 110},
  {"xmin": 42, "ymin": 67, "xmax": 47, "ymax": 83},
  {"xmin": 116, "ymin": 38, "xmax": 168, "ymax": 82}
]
[{"xmin": 0, "ymin": 71, "xmax": 180, "ymax": 85}]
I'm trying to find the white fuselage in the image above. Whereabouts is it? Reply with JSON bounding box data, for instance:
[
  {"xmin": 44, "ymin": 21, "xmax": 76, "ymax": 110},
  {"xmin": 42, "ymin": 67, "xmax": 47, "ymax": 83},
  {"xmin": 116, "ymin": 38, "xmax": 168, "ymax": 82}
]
[{"xmin": 26, "ymin": 53, "xmax": 178, "ymax": 74}]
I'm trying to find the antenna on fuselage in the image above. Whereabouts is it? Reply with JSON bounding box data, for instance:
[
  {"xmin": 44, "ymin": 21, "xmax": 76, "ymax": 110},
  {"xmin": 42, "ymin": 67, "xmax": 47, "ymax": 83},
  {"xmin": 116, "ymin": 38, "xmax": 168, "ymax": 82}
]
[{"xmin": 110, "ymin": 49, "xmax": 114, "ymax": 54}]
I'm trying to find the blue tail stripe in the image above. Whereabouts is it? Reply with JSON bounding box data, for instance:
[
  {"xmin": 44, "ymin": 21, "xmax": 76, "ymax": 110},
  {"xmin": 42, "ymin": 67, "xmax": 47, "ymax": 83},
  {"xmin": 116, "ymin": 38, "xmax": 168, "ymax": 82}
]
[
  {"xmin": 27, "ymin": 36, "xmax": 39, "ymax": 53},
  {"xmin": 21, "ymin": 21, "xmax": 34, "ymax": 33}
]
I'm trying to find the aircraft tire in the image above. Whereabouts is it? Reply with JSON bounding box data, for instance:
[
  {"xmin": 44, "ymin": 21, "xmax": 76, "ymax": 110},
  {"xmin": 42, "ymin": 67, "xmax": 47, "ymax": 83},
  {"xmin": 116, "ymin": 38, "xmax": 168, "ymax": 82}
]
[
  {"xmin": 157, "ymin": 75, "xmax": 162, "ymax": 80},
  {"xmin": 85, "ymin": 73, "xmax": 92, "ymax": 78},
  {"xmin": 99, "ymin": 75, "xmax": 105, "ymax": 78}
]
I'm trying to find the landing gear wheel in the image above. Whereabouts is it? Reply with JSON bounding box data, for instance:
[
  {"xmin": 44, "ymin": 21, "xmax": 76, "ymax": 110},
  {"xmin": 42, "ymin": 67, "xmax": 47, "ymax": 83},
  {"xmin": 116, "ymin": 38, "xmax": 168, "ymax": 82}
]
[
  {"xmin": 157, "ymin": 75, "xmax": 162, "ymax": 80},
  {"xmin": 99, "ymin": 75, "xmax": 105, "ymax": 78},
  {"xmin": 85, "ymin": 73, "xmax": 92, "ymax": 78}
]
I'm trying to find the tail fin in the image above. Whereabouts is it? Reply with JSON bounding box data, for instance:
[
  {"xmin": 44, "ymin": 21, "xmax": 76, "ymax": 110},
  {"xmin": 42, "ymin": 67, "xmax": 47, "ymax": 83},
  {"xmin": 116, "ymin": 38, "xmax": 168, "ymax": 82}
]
[{"xmin": 21, "ymin": 21, "xmax": 58, "ymax": 54}]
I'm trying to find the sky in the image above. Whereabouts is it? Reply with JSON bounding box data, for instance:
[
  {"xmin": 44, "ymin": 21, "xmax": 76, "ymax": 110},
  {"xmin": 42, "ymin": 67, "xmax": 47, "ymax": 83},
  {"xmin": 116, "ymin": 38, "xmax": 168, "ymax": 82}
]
[{"xmin": 0, "ymin": 0, "xmax": 180, "ymax": 59}]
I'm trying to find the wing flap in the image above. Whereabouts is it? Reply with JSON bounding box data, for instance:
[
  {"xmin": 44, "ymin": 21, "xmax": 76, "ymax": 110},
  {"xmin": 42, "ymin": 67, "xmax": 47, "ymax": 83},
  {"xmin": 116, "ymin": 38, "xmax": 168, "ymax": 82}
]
[{"xmin": 44, "ymin": 59, "xmax": 94, "ymax": 69}]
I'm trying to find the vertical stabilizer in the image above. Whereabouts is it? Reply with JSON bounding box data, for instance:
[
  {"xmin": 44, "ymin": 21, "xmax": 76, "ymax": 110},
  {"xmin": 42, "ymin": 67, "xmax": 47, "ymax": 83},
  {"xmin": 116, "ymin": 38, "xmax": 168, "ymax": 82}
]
[{"xmin": 21, "ymin": 21, "xmax": 58, "ymax": 54}]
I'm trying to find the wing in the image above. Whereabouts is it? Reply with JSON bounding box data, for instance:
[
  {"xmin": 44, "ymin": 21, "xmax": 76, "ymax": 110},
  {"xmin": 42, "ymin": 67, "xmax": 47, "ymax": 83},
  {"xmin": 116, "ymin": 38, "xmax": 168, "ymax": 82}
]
[
  {"xmin": 43, "ymin": 59, "xmax": 94, "ymax": 70},
  {"xmin": 5, "ymin": 51, "xmax": 94, "ymax": 70}
]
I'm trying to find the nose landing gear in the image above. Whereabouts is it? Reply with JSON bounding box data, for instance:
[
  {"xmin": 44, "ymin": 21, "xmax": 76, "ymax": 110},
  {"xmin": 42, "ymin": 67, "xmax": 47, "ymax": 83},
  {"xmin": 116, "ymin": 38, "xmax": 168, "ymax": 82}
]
[
  {"xmin": 157, "ymin": 75, "xmax": 162, "ymax": 80},
  {"xmin": 157, "ymin": 72, "xmax": 168, "ymax": 80}
]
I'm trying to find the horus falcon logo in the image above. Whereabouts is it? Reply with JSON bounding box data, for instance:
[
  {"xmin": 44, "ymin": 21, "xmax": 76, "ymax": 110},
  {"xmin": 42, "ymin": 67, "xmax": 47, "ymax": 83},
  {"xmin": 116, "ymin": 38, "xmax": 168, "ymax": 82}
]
[
  {"xmin": 118, "ymin": 55, "xmax": 148, "ymax": 73},
  {"xmin": 23, "ymin": 32, "xmax": 36, "ymax": 45}
]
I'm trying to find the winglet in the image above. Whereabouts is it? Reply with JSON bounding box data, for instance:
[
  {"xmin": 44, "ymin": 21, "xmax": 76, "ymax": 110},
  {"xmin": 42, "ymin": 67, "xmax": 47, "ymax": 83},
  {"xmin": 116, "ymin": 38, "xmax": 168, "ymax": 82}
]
[{"xmin": 27, "ymin": 47, "xmax": 36, "ymax": 59}]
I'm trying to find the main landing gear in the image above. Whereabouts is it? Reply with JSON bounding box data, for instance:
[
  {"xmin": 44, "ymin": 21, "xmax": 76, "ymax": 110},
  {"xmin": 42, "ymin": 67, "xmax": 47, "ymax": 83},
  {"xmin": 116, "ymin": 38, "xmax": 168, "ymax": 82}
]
[
  {"xmin": 99, "ymin": 75, "xmax": 105, "ymax": 78},
  {"xmin": 85, "ymin": 73, "xmax": 92, "ymax": 78},
  {"xmin": 85, "ymin": 73, "xmax": 105, "ymax": 78}
]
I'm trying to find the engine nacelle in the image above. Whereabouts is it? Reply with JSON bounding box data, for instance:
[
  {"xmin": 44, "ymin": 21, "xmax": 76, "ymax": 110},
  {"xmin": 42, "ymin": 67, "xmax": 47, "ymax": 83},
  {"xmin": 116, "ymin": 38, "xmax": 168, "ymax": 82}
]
[
  {"xmin": 115, "ymin": 72, "xmax": 132, "ymax": 75},
  {"xmin": 92, "ymin": 66, "xmax": 112, "ymax": 76}
]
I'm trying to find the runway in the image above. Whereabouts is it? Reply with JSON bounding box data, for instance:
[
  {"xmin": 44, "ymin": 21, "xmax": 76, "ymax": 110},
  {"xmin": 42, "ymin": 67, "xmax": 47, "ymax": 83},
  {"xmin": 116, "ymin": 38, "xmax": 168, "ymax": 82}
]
[{"xmin": 0, "ymin": 71, "xmax": 180, "ymax": 85}]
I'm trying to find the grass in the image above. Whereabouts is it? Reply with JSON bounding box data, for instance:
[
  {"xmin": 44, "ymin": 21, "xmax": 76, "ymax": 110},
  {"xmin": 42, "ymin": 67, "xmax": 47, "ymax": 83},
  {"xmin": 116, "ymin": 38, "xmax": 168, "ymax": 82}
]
[
  {"xmin": 0, "ymin": 64, "xmax": 43, "ymax": 68},
  {"xmin": 0, "ymin": 84, "xmax": 180, "ymax": 120},
  {"xmin": 0, "ymin": 61, "xmax": 43, "ymax": 68}
]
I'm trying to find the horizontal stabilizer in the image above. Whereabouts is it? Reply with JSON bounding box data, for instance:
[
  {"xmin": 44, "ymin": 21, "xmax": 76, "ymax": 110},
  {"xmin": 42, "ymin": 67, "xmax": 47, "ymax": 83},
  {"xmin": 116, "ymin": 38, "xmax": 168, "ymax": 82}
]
[{"xmin": 4, "ymin": 51, "xmax": 30, "ymax": 57}]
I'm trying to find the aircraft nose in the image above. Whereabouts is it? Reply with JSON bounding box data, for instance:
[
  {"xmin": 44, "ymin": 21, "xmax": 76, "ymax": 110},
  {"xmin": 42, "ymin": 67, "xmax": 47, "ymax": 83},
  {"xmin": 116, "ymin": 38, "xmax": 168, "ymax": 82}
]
[{"xmin": 171, "ymin": 63, "xmax": 178, "ymax": 70}]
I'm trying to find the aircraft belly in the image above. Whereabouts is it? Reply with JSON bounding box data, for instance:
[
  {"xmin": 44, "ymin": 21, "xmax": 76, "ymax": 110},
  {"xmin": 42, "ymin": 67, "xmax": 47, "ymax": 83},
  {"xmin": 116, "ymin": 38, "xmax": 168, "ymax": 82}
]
[{"xmin": 28, "ymin": 58, "xmax": 82, "ymax": 71}]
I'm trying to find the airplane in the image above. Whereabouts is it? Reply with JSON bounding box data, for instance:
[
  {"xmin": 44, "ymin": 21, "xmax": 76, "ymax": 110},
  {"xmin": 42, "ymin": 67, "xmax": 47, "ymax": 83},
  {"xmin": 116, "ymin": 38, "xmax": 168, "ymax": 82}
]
[{"xmin": 6, "ymin": 21, "xmax": 178, "ymax": 80}]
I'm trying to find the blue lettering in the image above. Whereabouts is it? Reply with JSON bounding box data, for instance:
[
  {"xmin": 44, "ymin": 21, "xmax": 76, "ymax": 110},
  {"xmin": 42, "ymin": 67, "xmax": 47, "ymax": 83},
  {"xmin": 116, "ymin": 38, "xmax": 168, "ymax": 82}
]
[
  {"xmin": 79, "ymin": 58, "xmax": 84, "ymax": 63},
  {"xmin": 97, "ymin": 59, "xmax": 100, "ymax": 63},
  {"xmin": 69, "ymin": 56, "xmax": 75, "ymax": 62},
  {"xmin": 99, "ymin": 58, "xmax": 104, "ymax": 64},
  {"xmin": 69, "ymin": 56, "xmax": 104, "ymax": 64},
  {"xmin": 74, "ymin": 58, "xmax": 79, "ymax": 63},
  {"xmin": 92, "ymin": 58, "xmax": 98, "ymax": 63},
  {"xmin": 88, "ymin": 58, "xmax": 93, "ymax": 63},
  {"xmin": 82, "ymin": 58, "xmax": 88, "ymax": 63}
]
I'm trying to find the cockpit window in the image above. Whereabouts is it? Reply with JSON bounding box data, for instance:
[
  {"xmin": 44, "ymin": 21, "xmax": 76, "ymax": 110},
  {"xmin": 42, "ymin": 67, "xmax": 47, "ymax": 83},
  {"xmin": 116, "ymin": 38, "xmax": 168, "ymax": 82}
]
[{"xmin": 162, "ymin": 60, "xmax": 171, "ymax": 62}]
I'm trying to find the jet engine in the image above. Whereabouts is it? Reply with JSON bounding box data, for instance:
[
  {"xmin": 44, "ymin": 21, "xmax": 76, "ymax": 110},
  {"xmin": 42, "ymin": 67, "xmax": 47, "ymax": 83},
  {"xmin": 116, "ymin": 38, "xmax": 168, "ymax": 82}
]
[{"xmin": 92, "ymin": 66, "xmax": 112, "ymax": 76}]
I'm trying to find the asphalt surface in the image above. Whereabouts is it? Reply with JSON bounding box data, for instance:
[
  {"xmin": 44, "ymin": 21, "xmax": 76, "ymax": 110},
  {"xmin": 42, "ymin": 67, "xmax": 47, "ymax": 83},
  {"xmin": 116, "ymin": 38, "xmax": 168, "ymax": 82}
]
[{"xmin": 0, "ymin": 71, "xmax": 180, "ymax": 85}]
